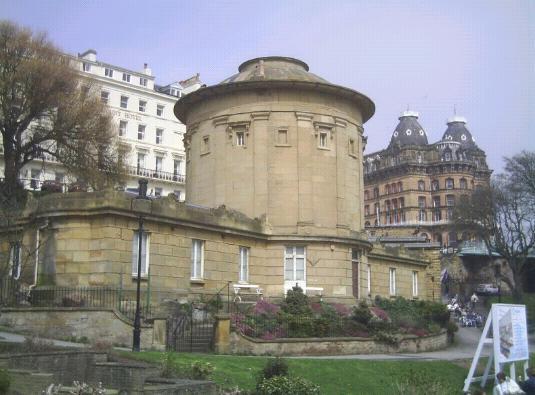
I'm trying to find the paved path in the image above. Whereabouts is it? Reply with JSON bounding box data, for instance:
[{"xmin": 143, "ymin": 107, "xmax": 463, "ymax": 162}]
[{"xmin": 0, "ymin": 330, "xmax": 87, "ymax": 348}]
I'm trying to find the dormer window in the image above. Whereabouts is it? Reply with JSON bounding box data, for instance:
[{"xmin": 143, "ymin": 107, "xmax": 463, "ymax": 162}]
[
  {"xmin": 140, "ymin": 77, "xmax": 148, "ymax": 87},
  {"xmin": 444, "ymin": 151, "xmax": 451, "ymax": 161},
  {"xmin": 122, "ymin": 73, "xmax": 131, "ymax": 82},
  {"xmin": 105, "ymin": 68, "xmax": 114, "ymax": 78},
  {"xmin": 83, "ymin": 62, "xmax": 91, "ymax": 72}
]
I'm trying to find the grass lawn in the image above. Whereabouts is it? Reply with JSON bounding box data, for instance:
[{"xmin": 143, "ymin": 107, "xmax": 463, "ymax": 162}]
[{"xmin": 120, "ymin": 351, "xmax": 468, "ymax": 394}]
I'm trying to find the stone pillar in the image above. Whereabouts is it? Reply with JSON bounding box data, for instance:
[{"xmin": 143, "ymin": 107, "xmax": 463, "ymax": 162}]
[
  {"xmin": 152, "ymin": 318, "xmax": 167, "ymax": 351},
  {"xmin": 214, "ymin": 313, "xmax": 231, "ymax": 354}
]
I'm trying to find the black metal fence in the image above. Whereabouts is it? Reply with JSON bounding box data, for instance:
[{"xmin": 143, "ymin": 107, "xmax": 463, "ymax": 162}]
[
  {"xmin": 166, "ymin": 309, "xmax": 215, "ymax": 352},
  {"xmin": 232, "ymin": 312, "xmax": 363, "ymax": 339},
  {"xmin": 0, "ymin": 279, "xmax": 151, "ymax": 322}
]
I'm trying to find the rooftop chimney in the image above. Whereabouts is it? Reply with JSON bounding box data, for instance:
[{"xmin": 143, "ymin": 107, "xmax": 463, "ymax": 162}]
[{"xmin": 143, "ymin": 63, "xmax": 152, "ymax": 76}]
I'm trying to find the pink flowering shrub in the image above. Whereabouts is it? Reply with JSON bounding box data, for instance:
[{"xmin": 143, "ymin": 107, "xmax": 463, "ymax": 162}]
[
  {"xmin": 369, "ymin": 306, "xmax": 390, "ymax": 322},
  {"xmin": 253, "ymin": 299, "xmax": 280, "ymax": 317}
]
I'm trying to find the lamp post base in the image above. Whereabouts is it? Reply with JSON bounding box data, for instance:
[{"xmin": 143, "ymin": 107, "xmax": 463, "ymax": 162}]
[{"xmin": 133, "ymin": 327, "xmax": 141, "ymax": 352}]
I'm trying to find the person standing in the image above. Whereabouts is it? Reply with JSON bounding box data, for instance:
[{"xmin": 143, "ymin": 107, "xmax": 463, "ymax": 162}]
[
  {"xmin": 519, "ymin": 368, "xmax": 535, "ymax": 395},
  {"xmin": 471, "ymin": 293, "xmax": 479, "ymax": 310}
]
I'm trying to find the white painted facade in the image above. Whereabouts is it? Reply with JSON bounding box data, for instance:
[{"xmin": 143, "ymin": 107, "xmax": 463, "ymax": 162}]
[{"xmin": 1, "ymin": 49, "xmax": 201, "ymax": 199}]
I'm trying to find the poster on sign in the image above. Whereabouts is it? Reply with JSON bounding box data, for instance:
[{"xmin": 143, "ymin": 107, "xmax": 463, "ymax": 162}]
[{"xmin": 491, "ymin": 304, "xmax": 529, "ymax": 363}]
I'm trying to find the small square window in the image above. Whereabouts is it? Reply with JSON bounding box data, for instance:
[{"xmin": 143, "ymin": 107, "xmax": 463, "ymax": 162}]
[
  {"xmin": 122, "ymin": 73, "xmax": 131, "ymax": 82},
  {"xmin": 139, "ymin": 100, "xmax": 147, "ymax": 112},
  {"xmin": 119, "ymin": 120, "xmax": 127, "ymax": 137},
  {"xmin": 83, "ymin": 62, "xmax": 91, "ymax": 72},
  {"xmin": 156, "ymin": 129, "xmax": 163, "ymax": 144},
  {"xmin": 138, "ymin": 125, "xmax": 145, "ymax": 140},
  {"xmin": 100, "ymin": 91, "xmax": 109, "ymax": 104},
  {"xmin": 156, "ymin": 105, "xmax": 164, "ymax": 117},
  {"xmin": 140, "ymin": 77, "xmax": 148, "ymax": 87},
  {"xmin": 105, "ymin": 68, "xmax": 114, "ymax": 78},
  {"xmin": 120, "ymin": 95, "xmax": 128, "ymax": 109}
]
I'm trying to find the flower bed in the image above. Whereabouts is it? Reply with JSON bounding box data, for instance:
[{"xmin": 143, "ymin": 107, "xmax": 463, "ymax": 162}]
[{"xmin": 231, "ymin": 286, "xmax": 450, "ymax": 344}]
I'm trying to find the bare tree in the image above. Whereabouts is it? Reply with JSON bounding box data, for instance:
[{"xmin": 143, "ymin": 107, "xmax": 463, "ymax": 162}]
[
  {"xmin": 0, "ymin": 20, "xmax": 124, "ymax": 198},
  {"xmin": 453, "ymin": 152, "xmax": 535, "ymax": 301}
]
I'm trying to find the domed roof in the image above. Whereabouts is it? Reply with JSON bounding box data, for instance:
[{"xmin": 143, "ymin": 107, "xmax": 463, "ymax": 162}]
[
  {"xmin": 388, "ymin": 111, "xmax": 428, "ymax": 148},
  {"xmin": 441, "ymin": 116, "xmax": 477, "ymax": 149},
  {"xmin": 175, "ymin": 56, "xmax": 375, "ymax": 123},
  {"xmin": 220, "ymin": 57, "xmax": 330, "ymax": 84}
]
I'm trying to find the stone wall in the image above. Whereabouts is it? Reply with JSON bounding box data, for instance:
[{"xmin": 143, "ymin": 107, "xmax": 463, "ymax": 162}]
[
  {"xmin": 0, "ymin": 308, "xmax": 161, "ymax": 349},
  {"xmin": 228, "ymin": 331, "xmax": 448, "ymax": 356}
]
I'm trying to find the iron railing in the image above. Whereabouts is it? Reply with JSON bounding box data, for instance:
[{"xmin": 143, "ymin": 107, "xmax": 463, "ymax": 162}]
[
  {"xmin": 0, "ymin": 280, "xmax": 151, "ymax": 322},
  {"xmin": 126, "ymin": 165, "xmax": 185, "ymax": 183}
]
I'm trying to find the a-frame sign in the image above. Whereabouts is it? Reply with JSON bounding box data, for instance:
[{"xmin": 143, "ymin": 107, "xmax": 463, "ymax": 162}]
[{"xmin": 463, "ymin": 304, "xmax": 529, "ymax": 393}]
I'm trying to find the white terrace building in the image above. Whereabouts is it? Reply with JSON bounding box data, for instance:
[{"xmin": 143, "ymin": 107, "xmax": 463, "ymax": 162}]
[{"xmin": 1, "ymin": 49, "xmax": 201, "ymax": 199}]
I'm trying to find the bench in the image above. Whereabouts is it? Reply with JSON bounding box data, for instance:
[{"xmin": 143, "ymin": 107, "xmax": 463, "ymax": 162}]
[
  {"xmin": 305, "ymin": 287, "xmax": 324, "ymax": 301},
  {"xmin": 233, "ymin": 284, "xmax": 263, "ymax": 302}
]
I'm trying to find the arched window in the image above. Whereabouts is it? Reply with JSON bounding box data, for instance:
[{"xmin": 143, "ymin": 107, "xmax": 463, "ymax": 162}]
[
  {"xmin": 385, "ymin": 185, "xmax": 391, "ymax": 195},
  {"xmin": 445, "ymin": 178, "xmax": 454, "ymax": 189},
  {"xmin": 431, "ymin": 180, "xmax": 439, "ymax": 191},
  {"xmin": 385, "ymin": 200, "xmax": 391, "ymax": 224},
  {"xmin": 460, "ymin": 178, "xmax": 467, "ymax": 189},
  {"xmin": 392, "ymin": 183, "xmax": 397, "ymax": 193},
  {"xmin": 397, "ymin": 182, "xmax": 403, "ymax": 192}
]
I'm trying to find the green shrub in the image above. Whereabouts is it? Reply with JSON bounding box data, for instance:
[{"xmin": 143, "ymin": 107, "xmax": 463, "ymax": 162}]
[
  {"xmin": 0, "ymin": 369, "xmax": 10, "ymax": 395},
  {"xmin": 257, "ymin": 376, "xmax": 320, "ymax": 395},
  {"xmin": 352, "ymin": 301, "xmax": 372, "ymax": 325},
  {"xmin": 190, "ymin": 361, "xmax": 214, "ymax": 380},
  {"xmin": 373, "ymin": 331, "xmax": 399, "ymax": 347},
  {"xmin": 160, "ymin": 352, "xmax": 176, "ymax": 378},
  {"xmin": 259, "ymin": 358, "xmax": 289, "ymax": 381},
  {"xmin": 280, "ymin": 286, "xmax": 311, "ymax": 316}
]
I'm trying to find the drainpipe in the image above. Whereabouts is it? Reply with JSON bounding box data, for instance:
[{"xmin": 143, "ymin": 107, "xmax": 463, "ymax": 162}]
[{"xmin": 29, "ymin": 219, "xmax": 49, "ymax": 292}]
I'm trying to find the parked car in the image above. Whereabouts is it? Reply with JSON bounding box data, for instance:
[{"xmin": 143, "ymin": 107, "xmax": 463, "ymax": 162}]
[{"xmin": 476, "ymin": 283, "xmax": 499, "ymax": 295}]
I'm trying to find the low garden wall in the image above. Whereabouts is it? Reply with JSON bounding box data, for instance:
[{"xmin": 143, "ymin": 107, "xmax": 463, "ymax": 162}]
[
  {"xmin": 228, "ymin": 330, "xmax": 448, "ymax": 356},
  {"xmin": 0, "ymin": 307, "xmax": 165, "ymax": 350}
]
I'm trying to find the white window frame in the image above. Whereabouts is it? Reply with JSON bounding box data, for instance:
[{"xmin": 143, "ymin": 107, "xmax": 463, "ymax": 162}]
[
  {"xmin": 412, "ymin": 271, "xmax": 419, "ymax": 297},
  {"xmin": 137, "ymin": 124, "xmax": 145, "ymax": 140},
  {"xmin": 122, "ymin": 73, "xmax": 131, "ymax": 82},
  {"xmin": 119, "ymin": 120, "xmax": 127, "ymax": 137},
  {"xmin": 318, "ymin": 130, "xmax": 328, "ymax": 148},
  {"xmin": 284, "ymin": 246, "xmax": 306, "ymax": 283},
  {"xmin": 83, "ymin": 62, "xmax": 91, "ymax": 72},
  {"xmin": 139, "ymin": 100, "xmax": 147, "ymax": 112},
  {"xmin": 155, "ymin": 156, "xmax": 163, "ymax": 172},
  {"xmin": 351, "ymin": 248, "xmax": 361, "ymax": 299},
  {"xmin": 105, "ymin": 68, "xmax": 114, "ymax": 78},
  {"xmin": 9, "ymin": 242, "xmax": 22, "ymax": 280},
  {"xmin": 236, "ymin": 131, "xmax": 245, "ymax": 147},
  {"xmin": 131, "ymin": 231, "xmax": 150, "ymax": 277},
  {"xmin": 156, "ymin": 105, "xmax": 164, "ymax": 117},
  {"xmin": 140, "ymin": 77, "xmax": 148, "ymax": 87},
  {"xmin": 239, "ymin": 246, "xmax": 249, "ymax": 283},
  {"xmin": 137, "ymin": 153, "xmax": 145, "ymax": 169},
  {"xmin": 100, "ymin": 91, "xmax": 109, "ymax": 104},
  {"xmin": 120, "ymin": 95, "xmax": 128, "ymax": 109},
  {"xmin": 389, "ymin": 267, "xmax": 396, "ymax": 296},
  {"xmin": 191, "ymin": 239, "xmax": 204, "ymax": 280},
  {"xmin": 156, "ymin": 128, "xmax": 164, "ymax": 144},
  {"xmin": 367, "ymin": 264, "xmax": 372, "ymax": 296}
]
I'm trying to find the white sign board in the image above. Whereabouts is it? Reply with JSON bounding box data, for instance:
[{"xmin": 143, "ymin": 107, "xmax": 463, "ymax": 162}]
[
  {"xmin": 492, "ymin": 304, "xmax": 529, "ymax": 363},
  {"xmin": 463, "ymin": 303, "xmax": 529, "ymax": 392}
]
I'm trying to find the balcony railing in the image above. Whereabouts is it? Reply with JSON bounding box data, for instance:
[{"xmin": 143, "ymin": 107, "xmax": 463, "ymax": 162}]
[{"xmin": 127, "ymin": 165, "xmax": 185, "ymax": 183}]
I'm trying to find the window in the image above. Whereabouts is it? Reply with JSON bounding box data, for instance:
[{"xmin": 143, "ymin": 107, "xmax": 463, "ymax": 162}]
[
  {"xmin": 156, "ymin": 128, "xmax": 163, "ymax": 144},
  {"xmin": 385, "ymin": 185, "xmax": 391, "ymax": 195},
  {"xmin": 154, "ymin": 187, "xmax": 162, "ymax": 197},
  {"xmin": 122, "ymin": 73, "xmax": 131, "ymax": 82},
  {"xmin": 431, "ymin": 180, "xmax": 439, "ymax": 191},
  {"xmin": 155, "ymin": 157, "xmax": 163, "ymax": 173},
  {"xmin": 131, "ymin": 231, "xmax": 149, "ymax": 277},
  {"xmin": 445, "ymin": 178, "xmax": 454, "ymax": 189},
  {"xmin": 444, "ymin": 151, "xmax": 451, "ymax": 161},
  {"xmin": 365, "ymin": 205, "xmax": 370, "ymax": 216},
  {"xmin": 277, "ymin": 129, "xmax": 288, "ymax": 145},
  {"xmin": 432, "ymin": 196, "xmax": 441, "ymax": 221},
  {"xmin": 349, "ymin": 138, "xmax": 356, "ymax": 156},
  {"xmin": 119, "ymin": 120, "xmax": 127, "ymax": 137},
  {"xmin": 351, "ymin": 249, "xmax": 361, "ymax": 298},
  {"xmin": 385, "ymin": 200, "xmax": 391, "ymax": 224},
  {"xmin": 100, "ymin": 91, "xmax": 109, "ymax": 104},
  {"xmin": 137, "ymin": 125, "xmax": 145, "ymax": 140},
  {"xmin": 191, "ymin": 239, "xmax": 204, "ymax": 279},
  {"xmin": 364, "ymin": 190, "xmax": 369, "ymax": 200},
  {"xmin": 317, "ymin": 128, "xmax": 330, "ymax": 149},
  {"xmin": 137, "ymin": 153, "xmax": 145, "ymax": 169},
  {"xmin": 201, "ymin": 135, "xmax": 210, "ymax": 154},
  {"xmin": 105, "ymin": 68, "xmax": 113, "ymax": 78},
  {"xmin": 417, "ymin": 152, "xmax": 423, "ymax": 163},
  {"xmin": 156, "ymin": 105, "xmax": 164, "ymax": 117},
  {"xmin": 140, "ymin": 77, "xmax": 148, "ymax": 87},
  {"xmin": 389, "ymin": 268, "xmax": 396, "ymax": 296},
  {"xmin": 120, "ymin": 95, "xmax": 129, "ymax": 109},
  {"xmin": 139, "ymin": 100, "xmax": 147, "ymax": 112},
  {"xmin": 460, "ymin": 178, "xmax": 467, "ymax": 189},
  {"xmin": 9, "ymin": 242, "xmax": 21, "ymax": 279},
  {"xmin": 173, "ymin": 159, "xmax": 182, "ymax": 176},
  {"xmin": 418, "ymin": 180, "xmax": 425, "ymax": 191},
  {"xmin": 239, "ymin": 246, "xmax": 249, "ymax": 283},
  {"xmin": 30, "ymin": 169, "xmax": 41, "ymax": 189},
  {"xmin": 412, "ymin": 271, "xmax": 419, "ymax": 297},
  {"xmin": 373, "ymin": 187, "xmax": 379, "ymax": 199},
  {"xmin": 374, "ymin": 203, "xmax": 380, "ymax": 225},
  {"xmin": 82, "ymin": 62, "xmax": 91, "ymax": 72},
  {"xmin": 446, "ymin": 195, "xmax": 455, "ymax": 220},
  {"xmin": 236, "ymin": 131, "xmax": 245, "ymax": 147},
  {"xmin": 173, "ymin": 190, "xmax": 182, "ymax": 200},
  {"xmin": 418, "ymin": 197, "xmax": 426, "ymax": 222},
  {"xmin": 284, "ymin": 246, "xmax": 305, "ymax": 282},
  {"xmin": 397, "ymin": 182, "xmax": 402, "ymax": 192},
  {"xmin": 367, "ymin": 264, "xmax": 372, "ymax": 296}
]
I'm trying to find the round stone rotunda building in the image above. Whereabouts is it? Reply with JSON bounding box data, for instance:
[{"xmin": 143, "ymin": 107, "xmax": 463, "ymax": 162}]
[{"xmin": 175, "ymin": 57, "xmax": 378, "ymax": 298}]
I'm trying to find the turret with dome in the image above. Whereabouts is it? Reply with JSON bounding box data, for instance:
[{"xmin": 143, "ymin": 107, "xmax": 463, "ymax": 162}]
[{"xmin": 388, "ymin": 110, "xmax": 428, "ymax": 148}]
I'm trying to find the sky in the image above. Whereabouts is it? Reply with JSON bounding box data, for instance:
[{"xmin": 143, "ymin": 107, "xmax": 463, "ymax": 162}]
[{"xmin": 1, "ymin": 0, "xmax": 534, "ymax": 173}]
